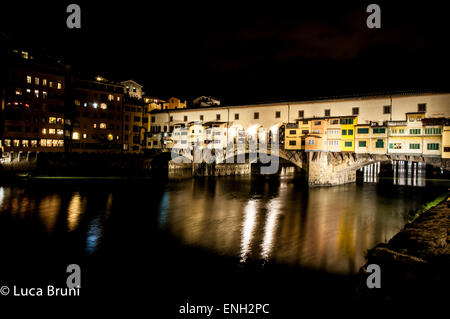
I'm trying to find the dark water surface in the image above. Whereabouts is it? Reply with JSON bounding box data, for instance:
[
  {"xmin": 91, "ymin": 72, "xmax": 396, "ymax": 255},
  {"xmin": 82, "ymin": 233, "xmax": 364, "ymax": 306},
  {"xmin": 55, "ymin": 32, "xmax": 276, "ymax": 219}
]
[{"xmin": 0, "ymin": 175, "xmax": 448, "ymax": 314}]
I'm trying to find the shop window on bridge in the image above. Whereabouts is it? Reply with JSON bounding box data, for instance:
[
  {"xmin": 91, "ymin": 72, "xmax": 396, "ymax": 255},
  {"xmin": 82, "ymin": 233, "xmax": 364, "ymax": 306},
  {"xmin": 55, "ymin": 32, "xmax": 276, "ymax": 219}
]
[
  {"xmin": 375, "ymin": 139, "xmax": 384, "ymax": 148},
  {"xmin": 352, "ymin": 107, "xmax": 359, "ymax": 115},
  {"xmin": 298, "ymin": 110, "xmax": 304, "ymax": 118},
  {"xmin": 340, "ymin": 118, "xmax": 354, "ymax": 125},
  {"xmin": 409, "ymin": 129, "xmax": 421, "ymax": 135},
  {"xmin": 307, "ymin": 139, "xmax": 315, "ymax": 145},
  {"xmin": 234, "ymin": 113, "xmax": 239, "ymax": 120},
  {"xmin": 409, "ymin": 143, "xmax": 420, "ymax": 150},
  {"xmin": 383, "ymin": 105, "xmax": 391, "ymax": 114},
  {"xmin": 427, "ymin": 143, "xmax": 439, "ymax": 150},
  {"xmin": 289, "ymin": 130, "xmax": 296, "ymax": 135},
  {"xmin": 358, "ymin": 141, "xmax": 367, "ymax": 147},
  {"xmin": 324, "ymin": 109, "xmax": 330, "ymax": 117},
  {"xmin": 425, "ymin": 128, "xmax": 442, "ymax": 134},
  {"xmin": 444, "ymin": 147, "xmax": 450, "ymax": 152},
  {"xmin": 184, "ymin": 116, "xmax": 188, "ymax": 122},
  {"xmin": 345, "ymin": 141, "xmax": 352, "ymax": 147},
  {"xmin": 373, "ymin": 128, "xmax": 386, "ymax": 134},
  {"xmin": 357, "ymin": 128, "xmax": 369, "ymax": 134},
  {"xmin": 289, "ymin": 140, "xmax": 296, "ymax": 146},
  {"xmin": 275, "ymin": 111, "xmax": 281, "ymax": 118},
  {"xmin": 254, "ymin": 112, "xmax": 259, "ymax": 119},
  {"xmin": 314, "ymin": 121, "xmax": 321, "ymax": 125},
  {"xmin": 302, "ymin": 130, "xmax": 309, "ymax": 134},
  {"xmin": 342, "ymin": 129, "xmax": 347, "ymax": 135},
  {"xmin": 418, "ymin": 103, "xmax": 427, "ymax": 112},
  {"xmin": 348, "ymin": 129, "xmax": 353, "ymax": 135},
  {"xmin": 389, "ymin": 143, "xmax": 402, "ymax": 149}
]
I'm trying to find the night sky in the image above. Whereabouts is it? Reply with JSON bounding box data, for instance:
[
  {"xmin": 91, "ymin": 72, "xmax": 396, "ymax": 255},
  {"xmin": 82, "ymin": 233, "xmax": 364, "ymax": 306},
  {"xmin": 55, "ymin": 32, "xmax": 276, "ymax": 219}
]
[{"xmin": 1, "ymin": 1, "xmax": 450, "ymax": 104}]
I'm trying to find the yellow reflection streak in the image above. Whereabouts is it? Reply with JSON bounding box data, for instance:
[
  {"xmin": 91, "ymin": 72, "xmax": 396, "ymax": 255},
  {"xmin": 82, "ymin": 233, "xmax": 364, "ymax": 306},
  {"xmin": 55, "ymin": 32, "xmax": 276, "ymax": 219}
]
[
  {"xmin": 67, "ymin": 193, "xmax": 84, "ymax": 231},
  {"xmin": 39, "ymin": 194, "xmax": 61, "ymax": 233}
]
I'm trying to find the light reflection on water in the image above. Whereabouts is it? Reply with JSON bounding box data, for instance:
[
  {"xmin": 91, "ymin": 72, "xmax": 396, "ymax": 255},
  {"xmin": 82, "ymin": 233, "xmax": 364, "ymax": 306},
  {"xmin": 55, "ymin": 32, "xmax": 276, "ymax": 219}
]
[
  {"xmin": 0, "ymin": 176, "xmax": 447, "ymax": 275},
  {"xmin": 159, "ymin": 177, "xmax": 448, "ymax": 275}
]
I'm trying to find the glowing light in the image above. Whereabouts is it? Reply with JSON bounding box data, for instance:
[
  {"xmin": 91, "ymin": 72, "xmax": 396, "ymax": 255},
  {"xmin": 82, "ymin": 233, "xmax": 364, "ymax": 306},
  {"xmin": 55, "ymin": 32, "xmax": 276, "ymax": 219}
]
[
  {"xmin": 107, "ymin": 134, "xmax": 113, "ymax": 141},
  {"xmin": 92, "ymin": 103, "xmax": 98, "ymax": 109},
  {"xmin": 72, "ymin": 132, "xmax": 80, "ymax": 140}
]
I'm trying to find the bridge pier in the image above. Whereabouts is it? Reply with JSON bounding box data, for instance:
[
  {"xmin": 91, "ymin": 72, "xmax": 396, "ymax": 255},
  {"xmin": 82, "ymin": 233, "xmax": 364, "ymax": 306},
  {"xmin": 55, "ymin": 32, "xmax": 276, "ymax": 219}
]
[{"xmin": 307, "ymin": 152, "xmax": 368, "ymax": 186}]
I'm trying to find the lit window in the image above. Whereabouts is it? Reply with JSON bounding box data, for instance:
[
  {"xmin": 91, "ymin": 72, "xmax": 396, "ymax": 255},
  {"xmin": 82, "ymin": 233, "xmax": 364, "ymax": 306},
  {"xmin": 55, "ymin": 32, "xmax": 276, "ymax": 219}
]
[
  {"xmin": 26, "ymin": 76, "xmax": 32, "ymax": 84},
  {"xmin": 57, "ymin": 140, "xmax": 64, "ymax": 147},
  {"xmin": 116, "ymin": 96, "xmax": 120, "ymax": 101},
  {"xmin": 100, "ymin": 123, "xmax": 107, "ymax": 129},
  {"xmin": 72, "ymin": 132, "xmax": 80, "ymax": 140},
  {"xmin": 4, "ymin": 139, "xmax": 11, "ymax": 147},
  {"xmin": 42, "ymin": 91, "xmax": 47, "ymax": 99},
  {"xmin": 42, "ymin": 79, "xmax": 47, "ymax": 86},
  {"xmin": 93, "ymin": 124, "xmax": 97, "ymax": 128},
  {"xmin": 26, "ymin": 89, "xmax": 31, "ymax": 94},
  {"xmin": 15, "ymin": 88, "xmax": 22, "ymax": 95},
  {"xmin": 107, "ymin": 134, "xmax": 113, "ymax": 141},
  {"xmin": 100, "ymin": 103, "xmax": 107, "ymax": 110},
  {"xmin": 57, "ymin": 118, "xmax": 64, "ymax": 124},
  {"xmin": 34, "ymin": 90, "xmax": 39, "ymax": 98},
  {"xmin": 49, "ymin": 129, "xmax": 56, "ymax": 135},
  {"xmin": 82, "ymin": 133, "xmax": 88, "ymax": 139},
  {"xmin": 13, "ymin": 139, "xmax": 20, "ymax": 147},
  {"xmin": 57, "ymin": 129, "xmax": 63, "ymax": 135},
  {"xmin": 35, "ymin": 77, "xmax": 39, "ymax": 85},
  {"xmin": 92, "ymin": 102, "xmax": 98, "ymax": 109},
  {"xmin": 22, "ymin": 140, "xmax": 29, "ymax": 147},
  {"xmin": 57, "ymin": 82, "xmax": 62, "ymax": 89},
  {"xmin": 40, "ymin": 139, "xmax": 47, "ymax": 147},
  {"xmin": 74, "ymin": 100, "xmax": 81, "ymax": 106},
  {"xmin": 83, "ymin": 102, "xmax": 87, "ymax": 107},
  {"xmin": 49, "ymin": 117, "xmax": 57, "ymax": 124},
  {"xmin": 21, "ymin": 51, "xmax": 28, "ymax": 59},
  {"xmin": 42, "ymin": 128, "xmax": 47, "ymax": 134},
  {"xmin": 31, "ymin": 140, "xmax": 37, "ymax": 147},
  {"xmin": 49, "ymin": 81, "xmax": 54, "ymax": 88},
  {"xmin": 108, "ymin": 94, "xmax": 114, "ymax": 101}
]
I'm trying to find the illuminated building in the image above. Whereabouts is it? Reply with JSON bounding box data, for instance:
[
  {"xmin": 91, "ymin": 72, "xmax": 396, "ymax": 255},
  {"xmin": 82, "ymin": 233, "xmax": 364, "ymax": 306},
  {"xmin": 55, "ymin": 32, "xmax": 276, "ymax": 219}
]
[
  {"xmin": 123, "ymin": 95, "xmax": 148, "ymax": 153},
  {"xmin": 162, "ymin": 97, "xmax": 187, "ymax": 110},
  {"xmin": 443, "ymin": 120, "xmax": 450, "ymax": 159},
  {"xmin": 70, "ymin": 77, "xmax": 124, "ymax": 153},
  {"xmin": 1, "ymin": 49, "xmax": 67, "ymax": 157}
]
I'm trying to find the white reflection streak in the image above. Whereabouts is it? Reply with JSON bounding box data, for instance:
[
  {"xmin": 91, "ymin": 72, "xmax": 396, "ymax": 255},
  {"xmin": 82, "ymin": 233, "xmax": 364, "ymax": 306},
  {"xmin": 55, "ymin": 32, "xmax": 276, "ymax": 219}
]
[
  {"xmin": 240, "ymin": 200, "xmax": 258, "ymax": 263},
  {"xmin": 0, "ymin": 187, "xmax": 4, "ymax": 209},
  {"xmin": 261, "ymin": 199, "xmax": 282, "ymax": 262}
]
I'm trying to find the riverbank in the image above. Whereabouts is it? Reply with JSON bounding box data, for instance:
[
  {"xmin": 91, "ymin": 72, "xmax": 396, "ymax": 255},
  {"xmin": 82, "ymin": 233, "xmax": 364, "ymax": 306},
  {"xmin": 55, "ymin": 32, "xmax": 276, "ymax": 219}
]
[{"xmin": 358, "ymin": 193, "xmax": 449, "ymax": 303}]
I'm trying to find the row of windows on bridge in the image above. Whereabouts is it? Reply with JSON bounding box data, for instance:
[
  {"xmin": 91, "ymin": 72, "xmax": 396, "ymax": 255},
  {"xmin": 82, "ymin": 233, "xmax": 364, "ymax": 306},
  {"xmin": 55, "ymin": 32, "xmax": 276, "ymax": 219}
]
[{"xmin": 150, "ymin": 104, "xmax": 428, "ymax": 123}]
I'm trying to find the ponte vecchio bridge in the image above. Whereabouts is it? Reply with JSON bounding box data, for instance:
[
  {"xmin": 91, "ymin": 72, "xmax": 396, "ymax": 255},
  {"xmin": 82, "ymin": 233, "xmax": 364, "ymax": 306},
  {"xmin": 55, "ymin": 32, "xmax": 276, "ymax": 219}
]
[{"xmin": 148, "ymin": 92, "xmax": 450, "ymax": 185}]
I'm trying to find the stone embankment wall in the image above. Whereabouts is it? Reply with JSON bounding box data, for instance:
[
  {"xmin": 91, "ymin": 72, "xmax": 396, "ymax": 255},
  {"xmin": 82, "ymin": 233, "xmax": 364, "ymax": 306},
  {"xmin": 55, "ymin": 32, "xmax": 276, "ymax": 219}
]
[
  {"xmin": 358, "ymin": 195, "xmax": 450, "ymax": 302},
  {"xmin": 168, "ymin": 161, "xmax": 251, "ymax": 177}
]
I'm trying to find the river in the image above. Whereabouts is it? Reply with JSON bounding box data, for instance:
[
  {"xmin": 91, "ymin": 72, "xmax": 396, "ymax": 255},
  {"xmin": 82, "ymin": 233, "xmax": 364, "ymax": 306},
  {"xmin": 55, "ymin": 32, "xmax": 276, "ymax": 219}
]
[{"xmin": 0, "ymin": 169, "xmax": 448, "ymax": 311}]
